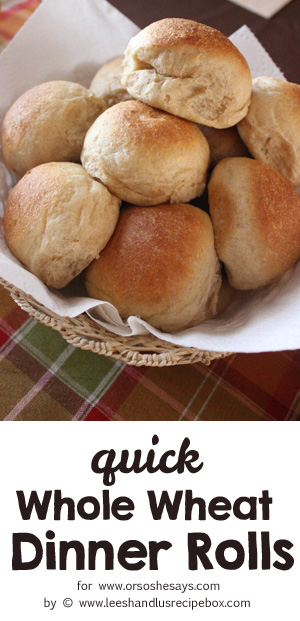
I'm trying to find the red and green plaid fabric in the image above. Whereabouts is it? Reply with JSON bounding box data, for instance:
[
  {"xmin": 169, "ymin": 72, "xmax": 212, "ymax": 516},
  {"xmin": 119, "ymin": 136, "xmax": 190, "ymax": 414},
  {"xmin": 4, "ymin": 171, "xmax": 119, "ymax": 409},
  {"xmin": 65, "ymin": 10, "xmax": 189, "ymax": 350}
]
[
  {"xmin": 1, "ymin": 285, "xmax": 300, "ymax": 420},
  {"xmin": 0, "ymin": 0, "xmax": 40, "ymax": 49},
  {"xmin": 1, "ymin": 2, "xmax": 300, "ymax": 421}
]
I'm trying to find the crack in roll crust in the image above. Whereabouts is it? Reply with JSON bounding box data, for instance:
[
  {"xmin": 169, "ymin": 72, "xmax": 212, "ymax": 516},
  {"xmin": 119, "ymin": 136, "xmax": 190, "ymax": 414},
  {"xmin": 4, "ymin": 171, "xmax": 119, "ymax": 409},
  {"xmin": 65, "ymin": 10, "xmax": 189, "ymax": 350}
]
[
  {"xmin": 237, "ymin": 77, "xmax": 300, "ymax": 187},
  {"xmin": 81, "ymin": 100, "xmax": 210, "ymax": 206},
  {"xmin": 121, "ymin": 18, "xmax": 252, "ymax": 128}
]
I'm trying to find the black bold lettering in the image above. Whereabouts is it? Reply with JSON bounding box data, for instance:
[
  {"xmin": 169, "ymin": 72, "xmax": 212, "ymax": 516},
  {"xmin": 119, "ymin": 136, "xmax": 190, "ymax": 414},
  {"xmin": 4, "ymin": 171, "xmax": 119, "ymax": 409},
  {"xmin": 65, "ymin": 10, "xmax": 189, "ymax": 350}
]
[
  {"xmin": 273, "ymin": 540, "xmax": 294, "ymax": 571},
  {"xmin": 188, "ymin": 533, "xmax": 213, "ymax": 570},
  {"xmin": 177, "ymin": 438, "xmax": 203, "ymax": 474},
  {"xmin": 12, "ymin": 533, "xmax": 43, "ymax": 570},
  {"xmin": 59, "ymin": 540, "xmax": 85, "ymax": 570},
  {"xmin": 248, "ymin": 531, "xmax": 258, "ymax": 570},
  {"xmin": 54, "ymin": 490, "xmax": 75, "ymax": 520},
  {"xmin": 45, "ymin": 530, "xmax": 56, "ymax": 570},
  {"xmin": 233, "ymin": 497, "xmax": 257, "ymax": 520},
  {"xmin": 17, "ymin": 490, "xmax": 52, "ymax": 520},
  {"xmin": 261, "ymin": 532, "xmax": 271, "ymax": 570},
  {"xmin": 89, "ymin": 540, "xmax": 114, "ymax": 570},
  {"xmin": 111, "ymin": 496, "xmax": 134, "ymax": 521},
  {"xmin": 259, "ymin": 491, "xmax": 273, "ymax": 520},
  {"xmin": 215, "ymin": 539, "xmax": 245, "ymax": 570},
  {"xmin": 185, "ymin": 490, "xmax": 206, "ymax": 520},
  {"xmin": 147, "ymin": 490, "xmax": 183, "ymax": 520},
  {"xmin": 91, "ymin": 450, "xmax": 118, "ymax": 486},
  {"xmin": 209, "ymin": 497, "xmax": 231, "ymax": 520},
  {"xmin": 118, "ymin": 540, "xmax": 147, "ymax": 571},
  {"xmin": 149, "ymin": 541, "xmax": 172, "ymax": 570},
  {"xmin": 77, "ymin": 497, "xmax": 100, "ymax": 520}
]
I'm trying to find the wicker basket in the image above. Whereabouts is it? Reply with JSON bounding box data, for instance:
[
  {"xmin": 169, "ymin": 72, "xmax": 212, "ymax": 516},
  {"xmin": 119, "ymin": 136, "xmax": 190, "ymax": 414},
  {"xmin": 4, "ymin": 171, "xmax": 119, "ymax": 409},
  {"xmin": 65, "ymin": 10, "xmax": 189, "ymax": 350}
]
[{"xmin": 0, "ymin": 277, "xmax": 230, "ymax": 367}]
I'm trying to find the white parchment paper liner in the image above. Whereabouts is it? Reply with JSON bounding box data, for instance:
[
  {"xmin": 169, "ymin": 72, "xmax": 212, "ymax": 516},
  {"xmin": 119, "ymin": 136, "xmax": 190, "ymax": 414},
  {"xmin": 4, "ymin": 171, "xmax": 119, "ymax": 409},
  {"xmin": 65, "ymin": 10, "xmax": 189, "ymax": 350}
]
[
  {"xmin": 226, "ymin": 0, "xmax": 292, "ymax": 20},
  {"xmin": 0, "ymin": 0, "xmax": 298, "ymax": 353}
]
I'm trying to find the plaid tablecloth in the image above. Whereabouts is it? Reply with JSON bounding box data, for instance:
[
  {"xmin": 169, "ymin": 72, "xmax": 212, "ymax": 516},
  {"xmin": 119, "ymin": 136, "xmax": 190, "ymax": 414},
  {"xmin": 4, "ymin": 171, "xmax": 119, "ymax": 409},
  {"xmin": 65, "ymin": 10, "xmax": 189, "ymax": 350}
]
[
  {"xmin": 0, "ymin": 0, "xmax": 39, "ymax": 49},
  {"xmin": 1, "ymin": 0, "xmax": 299, "ymax": 421}
]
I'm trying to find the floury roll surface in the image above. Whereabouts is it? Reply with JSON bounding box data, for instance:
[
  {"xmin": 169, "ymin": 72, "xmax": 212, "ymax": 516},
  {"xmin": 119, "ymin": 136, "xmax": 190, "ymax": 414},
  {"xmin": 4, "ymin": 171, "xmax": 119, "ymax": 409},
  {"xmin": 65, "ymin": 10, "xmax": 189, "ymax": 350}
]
[
  {"xmin": 121, "ymin": 18, "xmax": 252, "ymax": 128},
  {"xmin": 81, "ymin": 100, "xmax": 210, "ymax": 206}
]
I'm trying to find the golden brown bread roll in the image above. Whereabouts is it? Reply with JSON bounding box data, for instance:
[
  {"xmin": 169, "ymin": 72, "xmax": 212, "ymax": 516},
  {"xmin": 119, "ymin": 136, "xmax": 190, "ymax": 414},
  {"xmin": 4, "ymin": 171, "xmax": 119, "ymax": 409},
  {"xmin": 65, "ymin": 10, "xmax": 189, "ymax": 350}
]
[
  {"xmin": 1, "ymin": 81, "xmax": 106, "ymax": 177},
  {"xmin": 81, "ymin": 100, "xmax": 210, "ymax": 206},
  {"xmin": 90, "ymin": 56, "xmax": 132, "ymax": 107},
  {"xmin": 199, "ymin": 125, "xmax": 250, "ymax": 168},
  {"xmin": 237, "ymin": 77, "xmax": 300, "ymax": 187},
  {"xmin": 208, "ymin": 157, "xmax": 300, "ymax": 290},
  {"xmin": 121, "ymin": 18, "xmax": 252, "ymax": 128},
  {"xmin": 85, "ymin": 203, "xmax": 221, "ymax": 332},
  {"xmin": 3, "ymin": 163, "xmax": 121, "ymax": 289}
]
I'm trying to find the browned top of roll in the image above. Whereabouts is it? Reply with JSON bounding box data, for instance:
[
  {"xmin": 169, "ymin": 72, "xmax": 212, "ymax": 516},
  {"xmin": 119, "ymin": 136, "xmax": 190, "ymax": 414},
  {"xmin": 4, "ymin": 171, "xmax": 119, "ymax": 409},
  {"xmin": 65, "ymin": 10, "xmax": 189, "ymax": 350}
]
[
  {"xmin": 85, "ymin": 203, "xmax": 221, "ymax": 332},
  {"xmin": 3, "ymin": 162, "xmax": 120, "ymax": 289},
  {"xmin": 1, "ymin": 81, "xmax": 106, "ymax": 177},
  {"xmin": 208, "ymin": 157, "xmax": 300, "ymax": 290},
  {"xmin": 122, "ymin": 18, "xmax": 251, "ymax": 128},
  {"xmin": 91, "ymin": 99, "xmax": 200, "ymax": 146},
  {"xmin": 81, "ymin": 100, "xmax": 210, "ymax": 206},
  {"xmin": 140, "ymin": 18, "xmax": 244, "ymax": 56}
]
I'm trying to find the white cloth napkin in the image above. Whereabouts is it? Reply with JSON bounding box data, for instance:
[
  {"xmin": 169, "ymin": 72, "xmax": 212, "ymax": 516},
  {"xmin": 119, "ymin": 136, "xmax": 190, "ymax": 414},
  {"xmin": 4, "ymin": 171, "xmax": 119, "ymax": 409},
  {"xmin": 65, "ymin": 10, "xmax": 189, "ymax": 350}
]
[
  {"xmin": 0, "ymin": 0, "xmax": 297, "ymax": 353},
  {"xmin": 226, "ymin": 0, "xmax": 292, "ymax": 19}
]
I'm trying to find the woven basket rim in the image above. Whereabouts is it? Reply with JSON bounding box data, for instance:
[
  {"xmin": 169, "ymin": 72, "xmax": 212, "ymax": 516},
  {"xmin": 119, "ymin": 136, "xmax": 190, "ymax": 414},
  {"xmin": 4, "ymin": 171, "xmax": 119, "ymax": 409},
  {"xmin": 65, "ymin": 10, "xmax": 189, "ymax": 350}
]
[{"xmin": 0, "ymin": 276, "xmax": 230, "ymax": 366}]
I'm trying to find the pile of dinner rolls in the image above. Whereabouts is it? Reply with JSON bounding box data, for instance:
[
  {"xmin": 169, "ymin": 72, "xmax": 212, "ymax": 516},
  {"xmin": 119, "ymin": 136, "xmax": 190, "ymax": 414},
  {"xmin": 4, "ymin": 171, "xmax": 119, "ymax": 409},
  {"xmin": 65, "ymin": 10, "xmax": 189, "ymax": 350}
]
[{"xmin": 2, "ymin": 18, "xmax": 300, "ymax": 333}]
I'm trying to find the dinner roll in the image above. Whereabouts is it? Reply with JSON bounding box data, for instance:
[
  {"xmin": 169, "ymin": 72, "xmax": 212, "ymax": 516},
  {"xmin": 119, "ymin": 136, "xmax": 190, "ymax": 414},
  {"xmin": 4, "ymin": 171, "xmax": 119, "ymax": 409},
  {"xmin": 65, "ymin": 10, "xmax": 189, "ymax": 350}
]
[
  {"xmin": 200, "ymin": 125, "xmax": 250, "ymax": 168},
  {"xmin": 90, "ymin": 56, "xmax": 132, "ymax": 107},
  {"xmin": 237, "ymin": 77, "xmax": 300, "ymax": 186},
  {"xmin": 85, "ymin": 203, "xmax": 221, "ymax": 332},
  {"xmin": 208, "ymin": 158, "xmax": 300, "ymax": 290},
  {"xmin": 3, "ymin": 163, "xmax": 121, "ymax": 289},
  {"xmin": 121, "ymin": 18, "xmax": 252, "ymax": 128},
  {"xmin": 81, "ymin": 100, "xmax": 210, "ymax": 206},
  {"xmin": 1, "ymin": 81, "xmax": 106, "ymax": 177}
]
